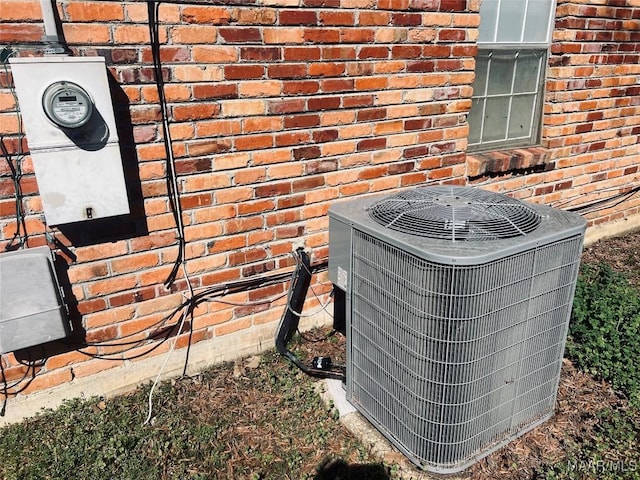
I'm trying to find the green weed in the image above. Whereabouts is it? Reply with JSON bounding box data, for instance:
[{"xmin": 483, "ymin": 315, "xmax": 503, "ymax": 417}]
[{"xmin": 566, "ymin": 262, "xmax": 640, "ymax": 407}]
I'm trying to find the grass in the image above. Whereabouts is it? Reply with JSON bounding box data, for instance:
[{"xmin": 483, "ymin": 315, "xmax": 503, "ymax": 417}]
[
  {"xmin": 1, "ymin": 232, "xmax": 639, "ymax": 480},
  {"xmin": 0, "ymin": 351, "xmax": 390, "ymax": 480},
  {"xmin": 567, "ymin": 262, "xmax": 640, "ymax": 408}
]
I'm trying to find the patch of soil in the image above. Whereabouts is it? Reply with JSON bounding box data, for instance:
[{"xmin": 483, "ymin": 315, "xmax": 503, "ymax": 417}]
[{"xmin": 581, "ymin": 228, "xmax": 640, "ymax": 286}]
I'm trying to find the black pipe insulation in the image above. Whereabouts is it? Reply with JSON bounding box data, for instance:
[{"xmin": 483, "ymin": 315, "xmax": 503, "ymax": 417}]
[{"xmin": 275, "ymin": 248, "xmax": 345, "ymax": 381}]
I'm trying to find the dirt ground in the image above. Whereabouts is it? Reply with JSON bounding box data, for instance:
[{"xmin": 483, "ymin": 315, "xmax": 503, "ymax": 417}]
[{"xmin": 581, "ymin": 228, "xmax": 640, "ymax": 287}]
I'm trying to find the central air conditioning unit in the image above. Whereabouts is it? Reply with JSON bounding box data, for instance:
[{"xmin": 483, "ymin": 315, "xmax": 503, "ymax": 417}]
[{"xmin": 328, "ymin": 186, "xmax": 586, "ymax": 474}]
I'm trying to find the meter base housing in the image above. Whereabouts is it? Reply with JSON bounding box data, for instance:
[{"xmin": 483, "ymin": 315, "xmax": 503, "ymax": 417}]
[{"xmin": 9, "ymin": 56, "xmax": 129, "ymax": 225}]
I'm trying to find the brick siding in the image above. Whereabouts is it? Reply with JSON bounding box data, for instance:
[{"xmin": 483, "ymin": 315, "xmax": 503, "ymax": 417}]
[{"xmin": 0, "ymin": 0, "xmax": 638, "ymax": 409}]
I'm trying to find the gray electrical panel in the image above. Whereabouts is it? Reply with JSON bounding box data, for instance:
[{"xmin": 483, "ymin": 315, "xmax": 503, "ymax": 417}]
[{"xmin": 0, "ymin": 246, "xmax": 69, "ymax": 353}]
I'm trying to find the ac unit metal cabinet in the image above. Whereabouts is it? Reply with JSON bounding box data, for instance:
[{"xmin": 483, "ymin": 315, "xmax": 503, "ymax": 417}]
[{"xmin": 328, "ymin": 186, "xmax": 586, "ymax": 473}]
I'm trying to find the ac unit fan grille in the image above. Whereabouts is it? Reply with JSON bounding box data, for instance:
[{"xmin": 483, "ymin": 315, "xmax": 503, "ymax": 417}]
[{"xmin": 367, "ymin": 186, "xmax": 542, "ymax": 241}]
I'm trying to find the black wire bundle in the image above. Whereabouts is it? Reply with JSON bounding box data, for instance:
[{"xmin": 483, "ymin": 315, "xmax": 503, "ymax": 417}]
[
  {"xmin": 565, "ymin": 185, "xmax": 640, "ymax": 215},
  {"xmin": 1, "ymin": 51, "xmax": 28, "ymax": 251},
  {"xmin": 74, "ymin": 267, "xmax": 298, "ymax": 360}
]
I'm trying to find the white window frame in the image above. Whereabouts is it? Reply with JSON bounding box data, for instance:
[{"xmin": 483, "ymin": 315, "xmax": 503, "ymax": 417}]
[{"xmin": 468, "ymin": 0, "xmax": 557, "ymax": 153}]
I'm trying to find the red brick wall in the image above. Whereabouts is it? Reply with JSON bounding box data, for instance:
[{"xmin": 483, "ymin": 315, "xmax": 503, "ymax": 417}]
[
  {"xmin": 470, "ymin": 0, "xmax": 640, "ymax": 227},
  {"xmin": 0, "ymin": 0, "xmax": 638, "ymax": 405},
  {"xmin": 545, "ymin": 0, "xmax": 640, "ymax": 225}
]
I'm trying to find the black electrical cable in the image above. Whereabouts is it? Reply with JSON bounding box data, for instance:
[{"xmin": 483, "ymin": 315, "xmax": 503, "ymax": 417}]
[
  {"xmin": 1, "ymin": 52, "xmax": 29, "ymax": 251},
  {"xmin": 565, "ymin": 185, "xmax": 640, "ymax": 214},
  {"xmin": 0, "ymin": 360, "xmax": 8, "ymax": 416},
  {"xmin": 75, "ymin": 325, "xmax": 178, "ymax": 361},
  {"xmin": 68, "ymin": 266, "xmax": 297, "ymax": 359},
  {"xmin": 0, "ymin": 140, "xmax": 28, "ymax": 251},
  {"xmin": 147, "ymin": 1, "xmax": 186, "ymax": 289},
  {"xmin": 0, "ymin": 360, "xmax": 33, "ymax": 394},
  {"xmin": 180, "ymin": 307, "xmax": 196, "ymax": 377}
]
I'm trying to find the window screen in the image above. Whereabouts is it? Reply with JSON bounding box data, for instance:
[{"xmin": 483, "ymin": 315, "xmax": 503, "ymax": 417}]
[{"xmin": 468, "ymin": 0, "xmax": 556, "ymax": 152}]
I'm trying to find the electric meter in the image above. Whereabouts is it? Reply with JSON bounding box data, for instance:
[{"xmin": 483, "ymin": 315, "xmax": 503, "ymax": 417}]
[
  {"xmin": 9, "ymin": 56, "xmax": 130, "ymax": 224},
  {"xmin": 42, "ymin": 81, "xmax": 93, "ymax": 129}
]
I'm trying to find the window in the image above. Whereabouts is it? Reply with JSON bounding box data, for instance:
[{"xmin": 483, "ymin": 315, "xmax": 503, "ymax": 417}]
[{"xmin": 467, "ymin": 0, "xmax": 556, "ymax": 152}]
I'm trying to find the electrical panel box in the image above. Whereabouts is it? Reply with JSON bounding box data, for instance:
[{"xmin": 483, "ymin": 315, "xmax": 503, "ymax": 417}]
[
  {"xmin": 0, "ymin": 246, "xmax": 70, "ymax": 354},
  {"xmin": 9, "ymin": 56, "xmax": 129, "ymax": 225}
]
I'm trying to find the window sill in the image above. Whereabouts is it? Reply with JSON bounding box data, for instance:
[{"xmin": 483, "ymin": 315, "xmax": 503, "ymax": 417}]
[{"xmin": 467, "ymin": 146, "xmax": 551, "ymax": 179}]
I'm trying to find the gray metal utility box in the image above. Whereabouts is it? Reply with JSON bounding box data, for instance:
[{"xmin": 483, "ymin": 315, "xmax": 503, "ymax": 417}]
[{"xmin": 0, "ymin": 246, "xmax": 69, "ymax": 353}]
